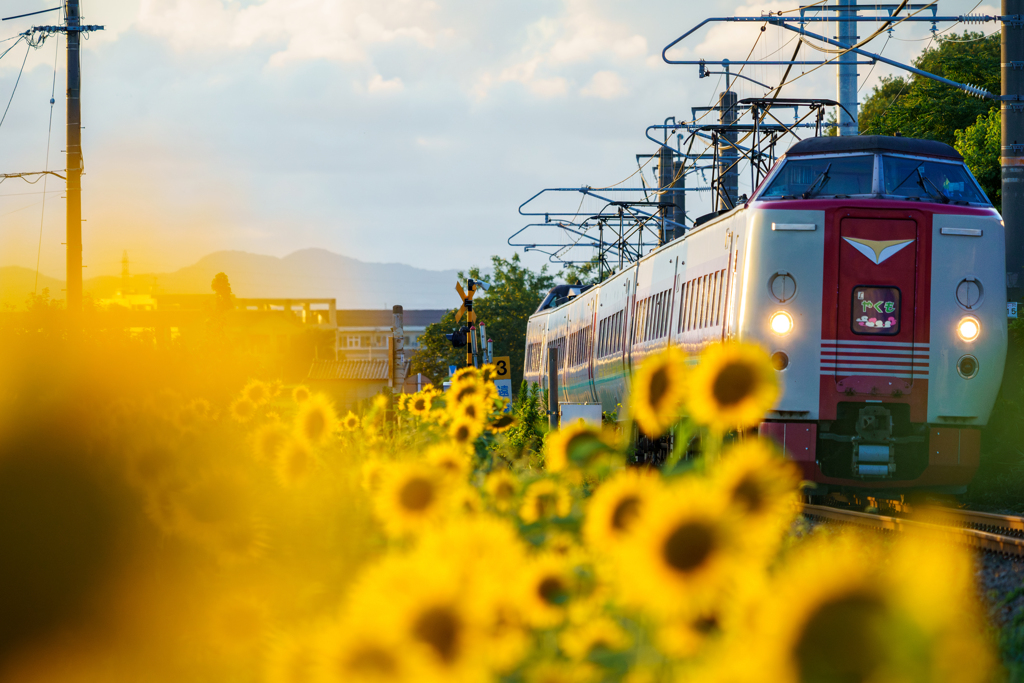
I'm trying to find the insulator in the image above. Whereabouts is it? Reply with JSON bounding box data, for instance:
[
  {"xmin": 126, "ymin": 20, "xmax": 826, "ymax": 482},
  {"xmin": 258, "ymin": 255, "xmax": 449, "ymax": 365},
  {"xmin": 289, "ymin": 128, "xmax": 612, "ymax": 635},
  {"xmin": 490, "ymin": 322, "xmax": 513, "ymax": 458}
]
[
  {"xmin": 958, "ymin": 14, "xmax": 991, "ymax": 24},
  {"xmin": 962, "ymin": 83, "xmax": 994, "ymax": 99}
]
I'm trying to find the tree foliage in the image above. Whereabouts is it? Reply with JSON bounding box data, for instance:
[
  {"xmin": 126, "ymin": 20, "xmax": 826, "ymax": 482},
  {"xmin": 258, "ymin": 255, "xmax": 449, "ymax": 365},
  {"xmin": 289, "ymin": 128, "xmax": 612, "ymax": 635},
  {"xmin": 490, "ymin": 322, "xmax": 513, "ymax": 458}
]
[
  {"xmin": 859, "ymin": 32, "xmax": 1000, "ymax": 145},
  {"xmin": 955, "ymin": 108, "xmax": 1002, "ymax": 210},
  {"xmin": 412, "ymin": 254, "xmax": 557, "ymax": 387}
]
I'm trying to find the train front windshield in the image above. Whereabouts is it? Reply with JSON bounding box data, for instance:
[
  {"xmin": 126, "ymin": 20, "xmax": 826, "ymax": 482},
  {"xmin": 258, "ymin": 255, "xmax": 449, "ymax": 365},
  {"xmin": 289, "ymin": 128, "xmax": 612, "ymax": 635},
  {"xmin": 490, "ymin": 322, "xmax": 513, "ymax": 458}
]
[
  {"xmin": 760, "ymin": 155, "xmax": 874, "ymax": 198},
  {"xmin": 880, "ymin": 155, "xmax": 988, "ymax": 204}
]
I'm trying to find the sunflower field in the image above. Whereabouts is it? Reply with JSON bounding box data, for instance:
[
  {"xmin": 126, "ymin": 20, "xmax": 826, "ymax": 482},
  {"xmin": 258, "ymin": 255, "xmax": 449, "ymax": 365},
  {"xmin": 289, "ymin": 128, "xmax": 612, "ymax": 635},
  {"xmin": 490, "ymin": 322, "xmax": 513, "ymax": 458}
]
[{"xmin": 0, "ymin": 338, "xmax": 1003, "ymax": 683}]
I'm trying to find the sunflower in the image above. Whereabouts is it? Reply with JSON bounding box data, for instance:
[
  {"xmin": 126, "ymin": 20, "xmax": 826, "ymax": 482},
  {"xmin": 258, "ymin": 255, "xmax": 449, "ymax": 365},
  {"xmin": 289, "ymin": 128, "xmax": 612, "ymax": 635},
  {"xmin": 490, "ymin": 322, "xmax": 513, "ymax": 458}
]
[
  {"xmin": 342, "ymin": 411, "xmax": 361, "ymax": 432},
  {"xmin": 361, "ymin": 459, "xmax": 387, "ymax": 493},
  {"xmin": 559, "ymin": 617, "xmax": 631, "ymax": 660},
  {"xmin": 275, "ymin": 437, "xmax": 316, "ymax": 488},
  {"xmin": 292, "ymin": 385, "xmax": 311, "ymax": 404},
  {"xmin": 489, "ymin": 413, "xmax": 517, "ymax": 433},
  {"xmin": 252, "ymin": 421, "xmax": 289, "ymax": 463},
  {"xmin": 450, "ymin": 379, "xmax": 485, "ymax": 406},
  {"xmin": 229, "ymin": 397, "xmax": 258, "ymax": 423},
  {"xmin": 631, "ymin": 346, "xmax": 689, "ymax": 438},
  {"xmin": 425, "ymin": 443, "xmax": 473, "ymax": 480},
  {"xmin": 524, "ymin": 661, "xmax": 598, "ymax": 683},
  {"xmin": 451, "ymin": 486, "xmax": 483, "ymax": 515},
  {"xmin": 582, "ymin": 468, "xmax": 663, "ymax": 551},
  {"xmin": 710, "ymin": 439, "xmax": 800, "ymax": 548},
  {"xmin": 519, "ymin": 554, "xmax": 576, "ymax": 629},
  {"xmin": 543, "ymin": 422, "xmax": 618, "ymax": 473},
  {"xmin": 452, "ymin": 366, "xmax": 481, "ymax": 384},
  {"xmin": 686, "ymin": 342, "xmax": 779, "ymax": 433},
  {"xmin": 294, "ymin": 393, "xmax": 338, "ymax": 447},
  {"xmin": 448, "ymin": 417, "xmax": 483, "ymax": 447},
  {"xmin": 737, "ymin": 531, "xmax": 995, "ymax": 683},
  {"xmin": 519, "ymin": 479, "xmax": 572, "ymax": 525},
  {"xmin": 408, "ymin": 392, "xmax": 432, "ymax": 416},
  {"xmin": 449, "ymin": 396, "xmax": 489, "ymax": 426},
  {"xmin": 484, "ymin": 470, "xmax": 519, "ymax": 512},
  {"xmin": 268, "ymin": 379, "xmax": 284, "ymax": 398},
  {"xmin": 242, "ymin": 379, "xmax": 271, "ymax": 406},
  {"xmin": 318, "ymin": 615, "xmax": 420, "ymax": 683},
  {"xmin": 373, "ymin": 462, "xmax": 451, "ymax": 537},
  {"xmin": 265, "ymin": 631, "xmax": 316, "ymax": 683},
  {"xmin": 614, "ymin": 478, "xmax": 742, "ymax": 618}
]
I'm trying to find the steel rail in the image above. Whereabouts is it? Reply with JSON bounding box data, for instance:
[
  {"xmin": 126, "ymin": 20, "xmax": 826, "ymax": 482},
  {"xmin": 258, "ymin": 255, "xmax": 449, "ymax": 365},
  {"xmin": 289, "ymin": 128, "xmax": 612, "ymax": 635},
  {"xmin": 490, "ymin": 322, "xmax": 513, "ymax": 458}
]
[{"xmin": 800, "ymin": 503, "xmax": 1024, "ymax": 556}]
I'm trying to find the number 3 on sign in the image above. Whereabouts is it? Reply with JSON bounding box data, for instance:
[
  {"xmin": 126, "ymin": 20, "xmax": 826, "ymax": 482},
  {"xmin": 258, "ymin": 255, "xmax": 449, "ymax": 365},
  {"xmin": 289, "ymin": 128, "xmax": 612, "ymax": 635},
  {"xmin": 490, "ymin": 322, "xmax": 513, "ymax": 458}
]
[{"xmin": 492, "ymin": 356, "xmax": 511, "ymax": 380}]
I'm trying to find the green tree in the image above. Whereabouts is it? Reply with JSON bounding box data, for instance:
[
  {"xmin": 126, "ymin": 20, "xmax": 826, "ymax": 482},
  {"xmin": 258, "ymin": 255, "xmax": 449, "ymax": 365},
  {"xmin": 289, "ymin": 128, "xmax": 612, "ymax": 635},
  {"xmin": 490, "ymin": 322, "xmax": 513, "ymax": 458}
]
[
  {"xmin": 859, "ymin": 32, "xmax": 1000, "ymax": 145},
  {"xmin": 412, "ymin": 254, "xmax": 557, "ymax": 387},
  {"xmin": 211, "ymin": 272, "xmax": 233, "ymax": 312},
  {"xmin": 955, "ymin": 108, "xmax": 1002, "ymax": 210}
]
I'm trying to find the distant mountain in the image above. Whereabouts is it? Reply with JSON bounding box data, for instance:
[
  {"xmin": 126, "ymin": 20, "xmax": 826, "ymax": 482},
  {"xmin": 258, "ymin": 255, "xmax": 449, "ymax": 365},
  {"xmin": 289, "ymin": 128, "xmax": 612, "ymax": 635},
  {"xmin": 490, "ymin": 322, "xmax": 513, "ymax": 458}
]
[{"xmin": 0, "ymin": 249, "xmax": 468, "ymax": 310}]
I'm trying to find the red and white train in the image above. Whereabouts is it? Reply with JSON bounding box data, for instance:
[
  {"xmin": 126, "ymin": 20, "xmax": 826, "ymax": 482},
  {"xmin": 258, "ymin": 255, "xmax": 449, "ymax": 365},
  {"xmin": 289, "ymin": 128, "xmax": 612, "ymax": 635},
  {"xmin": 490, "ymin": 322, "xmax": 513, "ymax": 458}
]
[{"xmin": 523, "ymin": 135, "xmax": 1006, "ymax": 494}]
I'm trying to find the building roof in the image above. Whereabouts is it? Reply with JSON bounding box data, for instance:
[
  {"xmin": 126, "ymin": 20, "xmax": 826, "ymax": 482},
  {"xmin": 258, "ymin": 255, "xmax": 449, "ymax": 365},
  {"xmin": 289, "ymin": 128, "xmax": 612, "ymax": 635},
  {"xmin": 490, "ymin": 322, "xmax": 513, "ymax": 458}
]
[
  {"xmin": 307, "ymin": 359, "xmax": 413, "ymax": 381},
  {"xmin": 786, "ymin": 135, "xmax": 962, "ymax": 161},
  {"xmin": 335, "ymin": 309, "xmax": 448, "ymax": 328}
]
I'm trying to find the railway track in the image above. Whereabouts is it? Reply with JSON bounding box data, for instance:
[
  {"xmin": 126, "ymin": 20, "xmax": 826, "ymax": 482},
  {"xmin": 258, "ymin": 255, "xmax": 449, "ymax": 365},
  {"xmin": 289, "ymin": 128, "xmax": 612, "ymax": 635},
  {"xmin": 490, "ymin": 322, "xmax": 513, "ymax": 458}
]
[{"xmin": 800, "ymin": 503, "xmax": 1024, "ymax": 556}]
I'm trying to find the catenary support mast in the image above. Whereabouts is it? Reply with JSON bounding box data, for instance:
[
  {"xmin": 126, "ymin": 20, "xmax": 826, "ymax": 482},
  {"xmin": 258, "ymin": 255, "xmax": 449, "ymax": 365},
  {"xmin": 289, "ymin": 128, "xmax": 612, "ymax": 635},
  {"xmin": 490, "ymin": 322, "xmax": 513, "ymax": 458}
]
[
  {"xmin": 1004, "ymin": 0, "xmax": 1024, "ymax": 297},
  {"xmin": 837, "ymin": 0, "xmax": 859, "ymax": 135}
]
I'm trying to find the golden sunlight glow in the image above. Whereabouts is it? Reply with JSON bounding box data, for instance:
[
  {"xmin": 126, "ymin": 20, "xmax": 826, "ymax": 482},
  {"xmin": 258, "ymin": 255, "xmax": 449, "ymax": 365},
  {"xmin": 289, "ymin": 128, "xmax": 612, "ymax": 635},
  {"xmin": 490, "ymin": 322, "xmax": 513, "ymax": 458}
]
[
  {"xmin": 957, "ymin": 316, "xmax": 980, "ymax": 342},
  {"xmin": 769, "ymin": 311, "xmax": 793, "ymax": 335}
]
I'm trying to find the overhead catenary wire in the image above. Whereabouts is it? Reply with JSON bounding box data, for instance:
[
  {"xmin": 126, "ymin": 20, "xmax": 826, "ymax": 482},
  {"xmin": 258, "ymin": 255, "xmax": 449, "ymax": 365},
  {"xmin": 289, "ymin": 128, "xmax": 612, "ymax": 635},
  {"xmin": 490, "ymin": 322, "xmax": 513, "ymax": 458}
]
[{"xmin": 0, "ymin": 37, "xmax": 30, "ymax": 134}]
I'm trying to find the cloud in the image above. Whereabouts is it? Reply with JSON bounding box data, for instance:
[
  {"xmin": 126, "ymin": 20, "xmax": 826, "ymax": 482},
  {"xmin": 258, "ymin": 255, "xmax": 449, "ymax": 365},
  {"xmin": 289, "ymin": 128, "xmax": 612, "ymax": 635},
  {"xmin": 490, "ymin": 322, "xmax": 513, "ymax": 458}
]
[
  {"xmin": 581, "ymin": 70, "xmax": 626, "ymax": 99},
  {"xmin": 366, "ymin": 74, "xmax": 404, "ymax": 93},
  {"xmin": 137, "ymin": 0, "xmax": 442, "ymax": 67}
]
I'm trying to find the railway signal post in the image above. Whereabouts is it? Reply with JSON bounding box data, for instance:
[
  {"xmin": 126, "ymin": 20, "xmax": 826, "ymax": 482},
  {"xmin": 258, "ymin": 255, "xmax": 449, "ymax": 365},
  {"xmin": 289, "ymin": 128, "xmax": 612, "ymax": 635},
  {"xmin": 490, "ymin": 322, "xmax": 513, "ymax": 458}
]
[{"xmin": 451, "ymin": 278, "xmax": 490, "ymax": 368}]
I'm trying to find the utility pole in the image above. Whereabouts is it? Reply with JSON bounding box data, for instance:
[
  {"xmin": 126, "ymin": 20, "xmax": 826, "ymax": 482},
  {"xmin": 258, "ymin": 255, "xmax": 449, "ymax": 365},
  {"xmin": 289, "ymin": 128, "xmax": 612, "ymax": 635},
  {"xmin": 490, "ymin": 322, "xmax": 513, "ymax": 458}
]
[
  {"xmin": 66, "ymin": 0, "xmax": 83, "ymax": 313},
  {"xmin": 719, "ymin": 67, "xmax": 739, "ymax": 208},
  {"xmin": 837, "ymin": 0, "xmax": 859, "ymax": 135},
  {"xmin": 1004, "ymin": 0, "xmax": 1024, "ymax": 298}
]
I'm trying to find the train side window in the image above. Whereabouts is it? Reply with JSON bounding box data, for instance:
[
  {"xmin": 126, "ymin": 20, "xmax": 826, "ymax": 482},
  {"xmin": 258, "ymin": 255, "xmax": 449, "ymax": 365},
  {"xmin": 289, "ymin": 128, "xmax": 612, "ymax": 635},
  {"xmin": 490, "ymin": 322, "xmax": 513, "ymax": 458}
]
[
  {"xmin": 662, "ymin": 290, "xmax": 670, "ymax": 337},
  {"xmin": 710, "ymin": 273, "xmax": 720, "ymax": 326},
  {"xmin": 698, "ymin": 276, "xmax": 707, "ymax": 328},
  {"xmin": 677, "ymin": 282, "xmax": 686, "ymax": 334},
  {"xmin": 686, "ymin": 280, "xmax": 695, "ymax": 331}
]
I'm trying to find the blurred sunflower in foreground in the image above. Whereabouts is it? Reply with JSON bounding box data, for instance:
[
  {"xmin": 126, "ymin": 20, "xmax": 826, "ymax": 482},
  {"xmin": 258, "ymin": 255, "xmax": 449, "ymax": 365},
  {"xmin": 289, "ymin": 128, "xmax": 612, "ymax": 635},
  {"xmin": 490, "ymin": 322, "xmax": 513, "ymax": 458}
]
[{"xmin": 0, "ymin": 341, "xmax": 999, "ymax": 683}]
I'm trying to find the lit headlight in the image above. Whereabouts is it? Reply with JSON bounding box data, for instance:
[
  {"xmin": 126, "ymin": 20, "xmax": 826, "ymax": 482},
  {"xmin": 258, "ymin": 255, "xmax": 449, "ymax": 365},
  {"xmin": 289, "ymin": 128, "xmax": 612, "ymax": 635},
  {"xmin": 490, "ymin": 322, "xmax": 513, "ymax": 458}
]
[
  {"xmin": 770, "ymin": 311, "xmax": 793, "ymax": 335},
  {"xmin": 957, "ymin": 316, "xmax": 980, "ymax": 342}
]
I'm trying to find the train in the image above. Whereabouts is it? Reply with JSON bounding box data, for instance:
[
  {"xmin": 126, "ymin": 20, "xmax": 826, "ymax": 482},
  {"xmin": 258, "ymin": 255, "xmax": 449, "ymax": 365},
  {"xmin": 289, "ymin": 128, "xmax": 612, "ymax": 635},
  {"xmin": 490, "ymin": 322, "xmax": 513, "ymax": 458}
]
[{"xmin": 523, "ymin": 135, "xmax": 1007, "ymax": 494}]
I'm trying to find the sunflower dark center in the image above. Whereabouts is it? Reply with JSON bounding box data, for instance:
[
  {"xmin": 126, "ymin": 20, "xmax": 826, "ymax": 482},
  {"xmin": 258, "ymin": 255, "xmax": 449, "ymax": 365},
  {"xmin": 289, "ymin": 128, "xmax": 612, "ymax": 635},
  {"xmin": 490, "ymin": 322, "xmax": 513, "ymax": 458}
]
[
  {"xmin": 649, "ymin": 366, "xmax": 670, "ymax": 409},
  {"xmin": 346, "ymin": 645, "xmax": 397, "ymax": 674},
  {"xmin": 399, "ymin": 477, "xmax": 435, "ymax": 511},
  {"xmin": 456, "ymin": 386, "xmax": 477, "ymax": 402},
  {"xmin": 732, "ymin": 475, "xmax": 765, "ymax": 513},
  {"xmin": 535, "ymin": 493, "xmax": 557, "ymax": 519},
  {"xmin": 610, "ymin": 495, "xmax": 641, "ymax": 531},
  {"xmin": 711, "ymin": 361, "xmax": 757, "ymax": 407},
  {"xmin": 794, "ymin": 593, "xmax": 888, "ymax": 683},
  {"xmin": 662, "ymin": 521, "xmax": 715, "ymax": 574},
  {"xmin": 493, "ymin": 415, "xmax": 515, "ymax": 429},
  {"xmin": 496, "ymin": 482, "xmax": 514, "ymax": 498},
  {"xmin": 414, "ymin": 399, "xmax": 427, "ymax": 411},
  {"xmin": 538, "ymin": 576, "xmax": 568, "ymax": 606},
  {"xmin": 464, "ymin": 404, "xmax": 478, "ymax": 419},
  {"xmin": 412, "ymin": 606, "xmax": 460, "ymax": 663},
  {"xmin": 305, "ymin": 412, "xmax": 325, "ymax": 439}
]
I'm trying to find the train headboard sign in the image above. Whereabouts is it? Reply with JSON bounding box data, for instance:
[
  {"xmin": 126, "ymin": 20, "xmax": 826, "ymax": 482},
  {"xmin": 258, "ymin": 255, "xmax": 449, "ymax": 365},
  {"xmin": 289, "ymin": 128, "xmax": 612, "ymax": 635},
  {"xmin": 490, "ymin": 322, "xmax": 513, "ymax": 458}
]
[{"xmin": 853, "ymin": 286, "xmax": 900, "ymax": 335}]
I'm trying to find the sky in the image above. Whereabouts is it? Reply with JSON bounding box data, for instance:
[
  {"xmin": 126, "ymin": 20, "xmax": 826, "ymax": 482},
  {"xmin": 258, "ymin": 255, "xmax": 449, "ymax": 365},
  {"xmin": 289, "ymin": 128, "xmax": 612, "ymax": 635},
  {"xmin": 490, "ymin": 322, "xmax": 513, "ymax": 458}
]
[{"xmin": 0, "ymin": 0, "xmax": 1001, "ymax": 279}]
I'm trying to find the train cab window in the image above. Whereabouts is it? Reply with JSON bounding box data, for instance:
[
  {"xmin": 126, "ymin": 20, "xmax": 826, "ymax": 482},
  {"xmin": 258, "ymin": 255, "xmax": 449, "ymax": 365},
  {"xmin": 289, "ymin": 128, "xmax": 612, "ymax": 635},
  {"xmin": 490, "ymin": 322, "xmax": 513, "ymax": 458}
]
[
  {"xmin": 760, "ymin": 155, "xmax": 874, "ymax": 198},
  {"xmin": 880, "ymin": 156, "xmax": 988, "ymax": 204},
  {"xmin": 852, "ymin": 286, "xmax": 901, "ymax": 335}
]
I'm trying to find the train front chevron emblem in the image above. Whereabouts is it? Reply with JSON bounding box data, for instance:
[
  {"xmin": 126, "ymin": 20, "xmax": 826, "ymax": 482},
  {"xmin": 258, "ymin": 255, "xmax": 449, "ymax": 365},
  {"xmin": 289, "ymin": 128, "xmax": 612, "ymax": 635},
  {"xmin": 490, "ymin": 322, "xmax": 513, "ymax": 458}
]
[{"xmin": 842, "ymin": 237, "xmax": 915, "ymax": 265}]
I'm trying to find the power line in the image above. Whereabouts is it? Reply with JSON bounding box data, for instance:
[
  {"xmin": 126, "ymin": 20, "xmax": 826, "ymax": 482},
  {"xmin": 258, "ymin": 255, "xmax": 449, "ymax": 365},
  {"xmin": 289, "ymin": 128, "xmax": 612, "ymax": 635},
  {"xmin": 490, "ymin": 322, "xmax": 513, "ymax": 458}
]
[
  {"xmin": 0, "ymin": 38, "xmax": 29, "ymax": 133},
  {"xmin": 35, "ymin": 33, "xmax": 59, "ymax": 295}
]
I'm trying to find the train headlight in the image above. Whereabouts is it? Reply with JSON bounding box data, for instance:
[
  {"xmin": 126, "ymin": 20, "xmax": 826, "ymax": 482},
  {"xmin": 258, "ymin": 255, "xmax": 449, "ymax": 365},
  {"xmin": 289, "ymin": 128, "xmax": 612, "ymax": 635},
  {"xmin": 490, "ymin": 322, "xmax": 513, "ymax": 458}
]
[
  {"xmin": 770, "ymin": 311, "xmax": 793, "ymax": 335},
  {"xmin": 957, "ymin": 316, "xmax": 980, "ymax": 342}
]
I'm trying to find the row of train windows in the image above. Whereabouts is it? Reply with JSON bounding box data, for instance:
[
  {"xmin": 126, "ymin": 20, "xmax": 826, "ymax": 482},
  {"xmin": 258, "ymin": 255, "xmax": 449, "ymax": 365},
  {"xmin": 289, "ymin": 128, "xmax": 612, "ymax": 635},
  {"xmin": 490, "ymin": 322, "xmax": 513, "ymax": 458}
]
[
  {"xmin": 566, "ymin": 325, "xmax": 593, "ymax": 368},
  {"xmin": 525, "ymin": 341, "xmax": 543, "ymax": 373},
  {"xmin": 679, "ymin": 269, "xmax": 728, "ymax": 333},
  {"xmin": 633, "ymin": 289, "xmax": 672, "ymax": 345},
  {"xmin": 597, "ymin": 309, "xmax": 625, "ymax": 358}
]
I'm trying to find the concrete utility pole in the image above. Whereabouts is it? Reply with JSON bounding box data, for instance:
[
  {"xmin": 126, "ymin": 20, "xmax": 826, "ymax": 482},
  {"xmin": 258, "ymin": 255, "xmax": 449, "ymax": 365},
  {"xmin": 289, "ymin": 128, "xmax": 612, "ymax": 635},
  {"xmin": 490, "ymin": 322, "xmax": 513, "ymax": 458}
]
[
  {"xmin": 1004, "ymin": 0, "xmax": 1024, "ymax": 296},
  {"xmin": 66, "ymin": 0, "xmax": 83, "ymax": 312},
  {"xmin": 837, "ymin": 0, "xmax": 859, "ymax": 135},
  {"xmin": 392, "ymin": 305, "xmax": 406, "ymax": 394},
  {"xmin": 719, "ymin": 83, "xmax": 739, "ymax": 209},
  {"xmin": 658, "ymin": 145, "xmax": 675, "ymax": 244}
]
